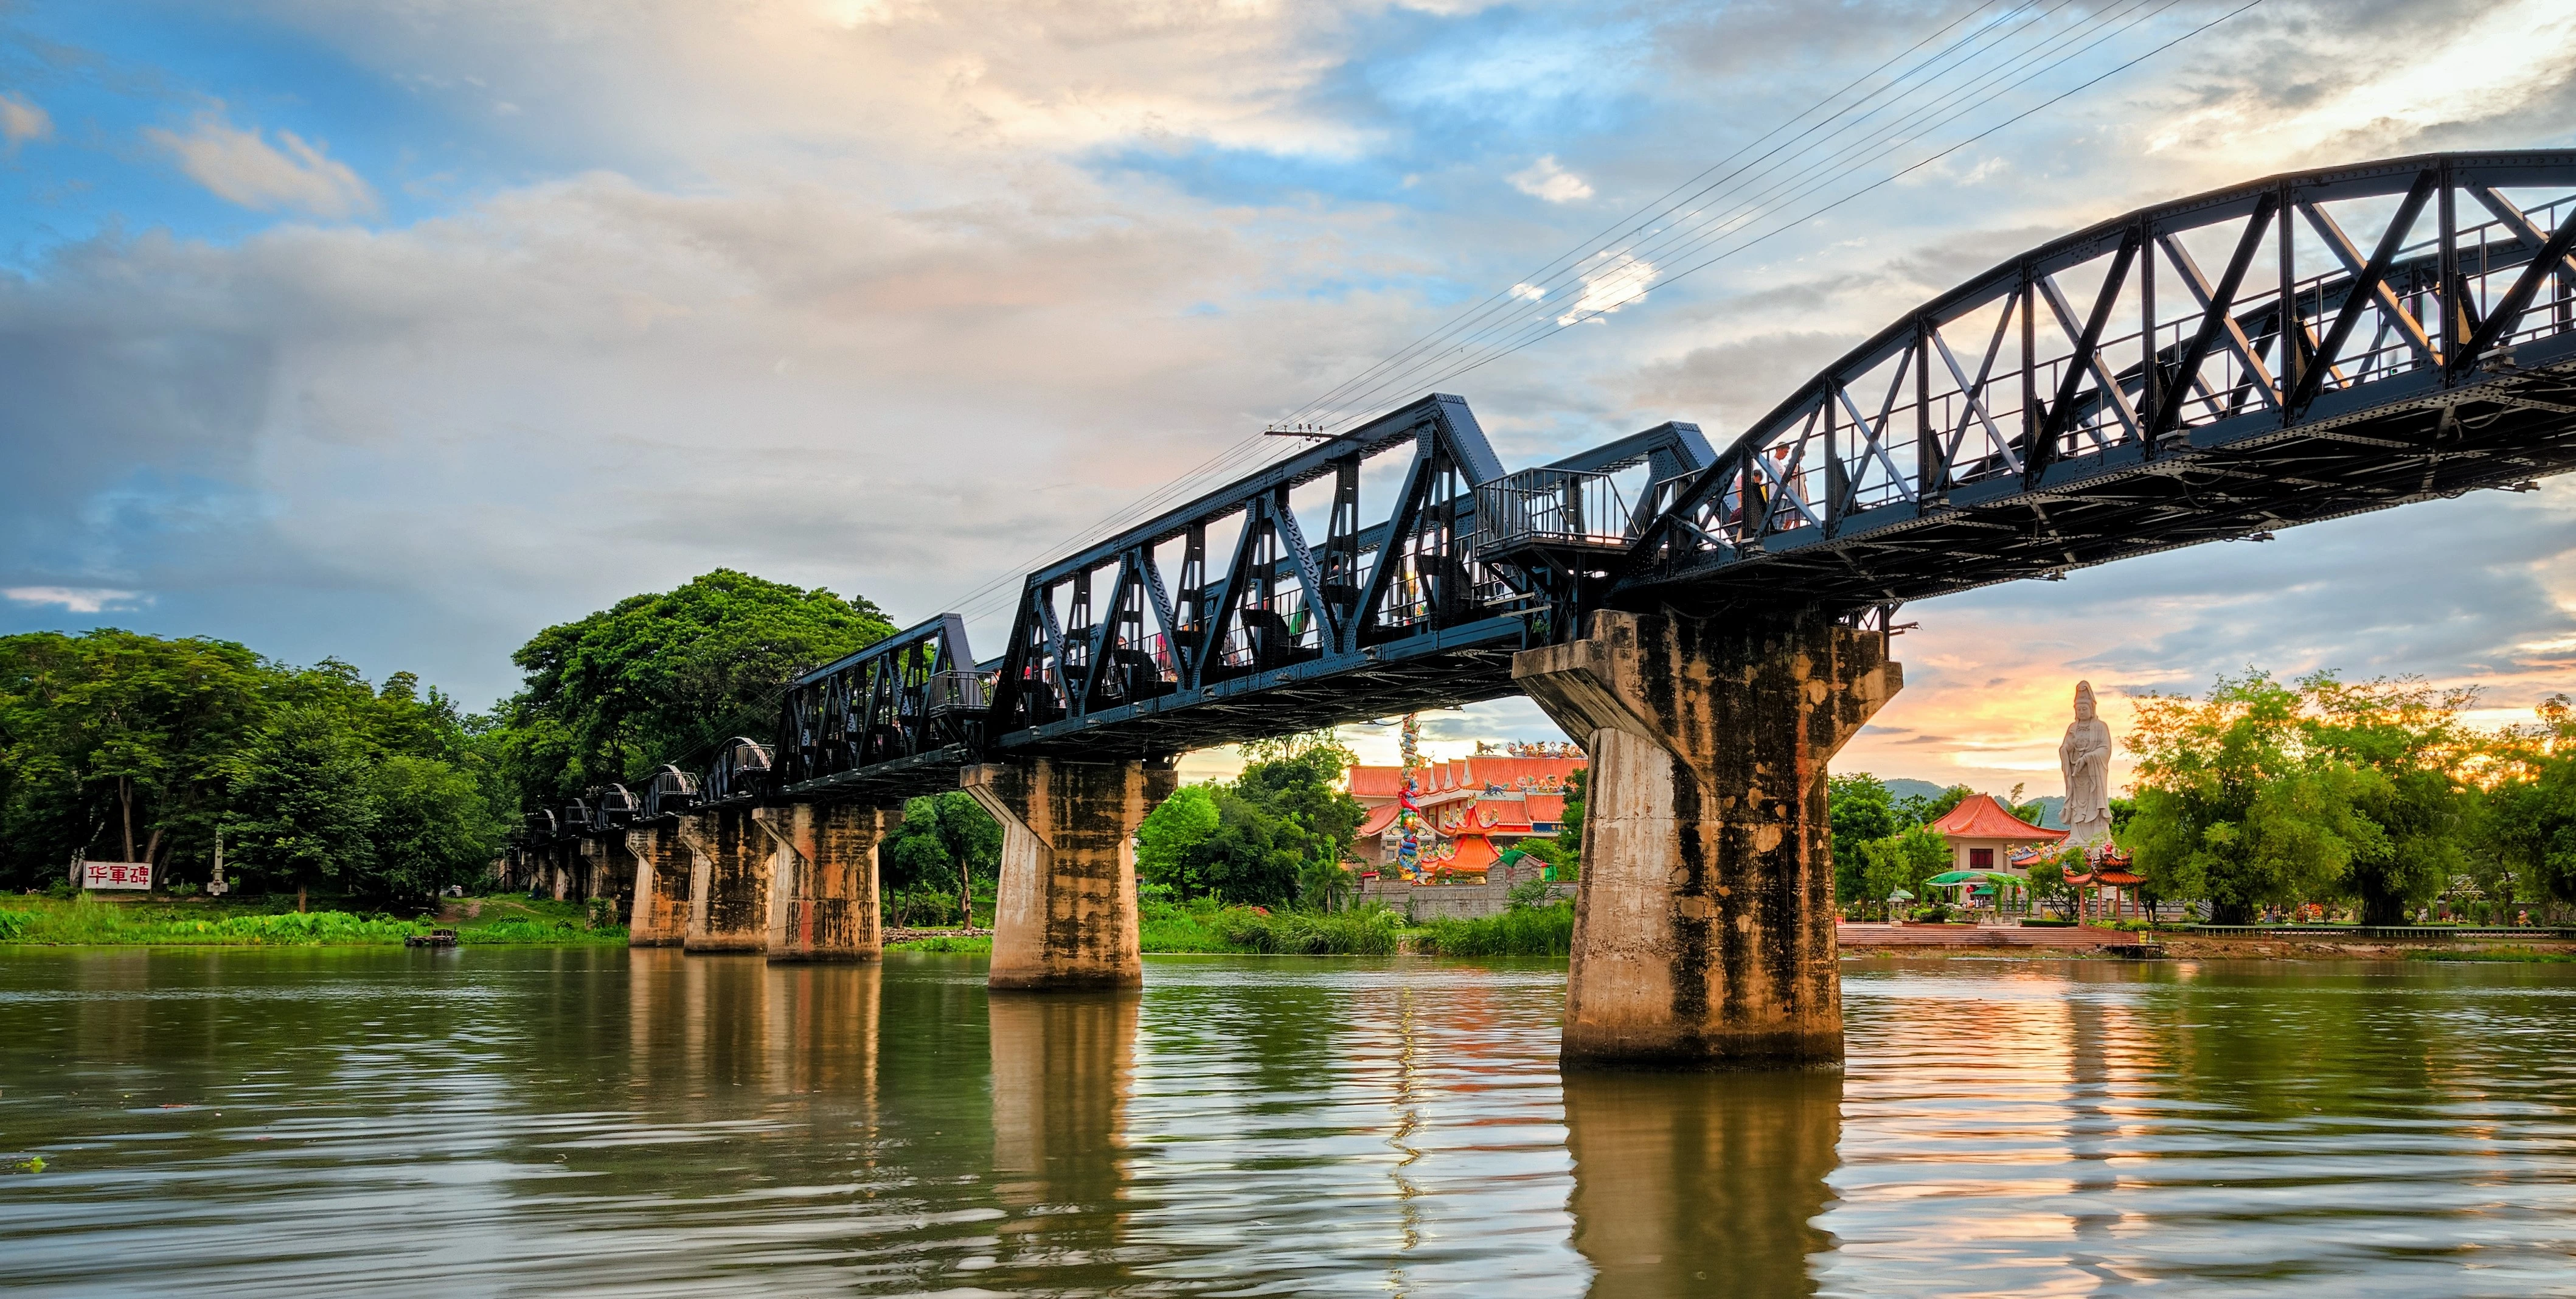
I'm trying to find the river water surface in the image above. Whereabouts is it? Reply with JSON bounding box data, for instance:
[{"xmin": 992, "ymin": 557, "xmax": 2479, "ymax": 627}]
[{"xmin": 4, "ymin": 949, "xmax": 2575, "ymax": 1297}]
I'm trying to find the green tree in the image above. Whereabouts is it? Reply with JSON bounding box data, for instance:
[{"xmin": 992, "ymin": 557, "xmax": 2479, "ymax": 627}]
[
  {"xmin": 497, "ymin": 569, "xmax": 892, "ymax": 806},
  {"xmin": 1859, "ymin": 824, "xmax": 1950, "ymax": 916},
  {"xmin": 2125, "ymin": 671, "xmax": 2385, "ymax": 924},
  {"xmin": 1150, "ymin": 733, "xmax": 1365, "ymax": 909},
  {"xmin": 1561, "ymin": 767, "xmax": 1588, "ymax": 859},
  {"xmin": 1136, "ymin": 784, "xmax": 1220, "ymax": 896},
  {"xmin": 2300, "ymin": 673, "xmax": 2477, "ymax": 924},
  {"xmin": 1828, "ymin": 772, "xmax": 1898, "ymax": 911},
  {"xmin": 0, "ymin": 630, "xmax": 270, "ymax": 887},
  {"xmin": 881, "ymin": 791, "xmax": 1003, "ymax": 925},
  {"xmin": 222, "ymin": 706, "xmax": 380, "ymax": 911},
  {"xmin": 2484, "ymin": 695, "xmax": 2576, "ymax": 911}
]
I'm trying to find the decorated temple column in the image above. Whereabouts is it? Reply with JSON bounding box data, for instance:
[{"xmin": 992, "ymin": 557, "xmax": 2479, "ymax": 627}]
[
  {"xmin": 1515, "ymin": 607, "xmax": 1900, "ymax": 1070},
  {"xmin": 965, "ymin": 757, "xmax": 1179, "ymax": 991}
]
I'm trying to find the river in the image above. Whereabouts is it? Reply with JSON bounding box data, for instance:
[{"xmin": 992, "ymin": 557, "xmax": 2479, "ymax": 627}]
[{"xmin": 4, "ymin": 949, "xmax": 2574, "ymax": 1296}]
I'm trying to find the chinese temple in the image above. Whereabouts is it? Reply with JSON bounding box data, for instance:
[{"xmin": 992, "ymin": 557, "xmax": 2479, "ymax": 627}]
[
  {"xmin": 1347, "ymin": 725, "xmax": 1583, "ymax": 882},
  {"xmin": 2059, "ymin": 841, "xmax": 2147, "ymax": 920},
  {"xmin": 1929, "ymin": 793, "xmax": 2066, "ymax": 874}
]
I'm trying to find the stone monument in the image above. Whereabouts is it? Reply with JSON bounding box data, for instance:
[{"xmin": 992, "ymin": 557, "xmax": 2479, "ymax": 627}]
[{"xmin": 2058, "ymin": 680, "xmax": 2114, "ymax": 849}]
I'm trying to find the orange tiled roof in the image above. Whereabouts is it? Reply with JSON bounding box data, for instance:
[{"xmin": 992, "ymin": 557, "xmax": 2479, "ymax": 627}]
[{"xmin": 1929, "ymin": 793, "xmax": 2069, "ymax": 843}]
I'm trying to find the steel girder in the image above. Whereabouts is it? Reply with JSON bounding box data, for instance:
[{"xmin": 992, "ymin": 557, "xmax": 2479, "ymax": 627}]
[
  {"xmin": 502, "ymin": 148, "xmax": 2576, "ymax": 837},
  {"xmin": 1615, "ymin": 150, "xmax": 2576, "ymax": 613}
]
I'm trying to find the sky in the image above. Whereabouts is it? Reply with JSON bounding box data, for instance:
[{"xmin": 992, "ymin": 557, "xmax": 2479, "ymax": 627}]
[{"xmin": 5, "ymin": 0, "xmax": 2576, "ymax": 798}]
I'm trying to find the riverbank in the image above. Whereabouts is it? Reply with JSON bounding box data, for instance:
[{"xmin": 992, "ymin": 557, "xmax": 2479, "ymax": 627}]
[{"xmin": 0, "ymin": 894, "xmax": 628, "ymax": 947}]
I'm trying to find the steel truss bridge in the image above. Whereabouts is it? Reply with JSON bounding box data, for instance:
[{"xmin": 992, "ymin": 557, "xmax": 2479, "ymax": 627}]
[{"xmin": 521, "ymin": 150, "xmax": 2576, "ymax": 848}]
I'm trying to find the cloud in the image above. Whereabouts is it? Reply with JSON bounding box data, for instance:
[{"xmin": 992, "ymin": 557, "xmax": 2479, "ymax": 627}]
[
  {"xmin": 5, "ymin": 587, "xmax": 145, "ymax": 614},
  {"xmin": 1508, "ymin": 155, "xmax": 1593, "ymax": 203},
  {"xmin": 1, "ymin": 92, "xmax": 50, "ymax": 152},
  {"xmin": 144, "ymin": 110, "xmax": 376, "ymax": 218}
]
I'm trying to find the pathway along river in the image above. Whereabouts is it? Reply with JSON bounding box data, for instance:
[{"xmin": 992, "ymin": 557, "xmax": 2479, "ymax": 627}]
[{"xmin": 5, "ymin": 949, "xmax": 2575, "ymax": 1296}]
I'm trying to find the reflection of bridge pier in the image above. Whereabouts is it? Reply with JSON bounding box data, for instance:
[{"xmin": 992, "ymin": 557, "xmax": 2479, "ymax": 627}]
[
  {"xmin": 967, "ymin": 759, "xmax": 1176, "ymax": 991},
  {"xmin": 1521, "ymin": 609, "xmax": 1897, "ymax": 1069},
  {"xmin": 988, "ymin": 991, "xmax": 1136, "ymax": 1262},
  {"xmin": 627, "ymin": 947, "xmax": 883, "ymax": 1105},
  {"xmin": 1564, "ymin": 1070, "xmax": 1841, "ymax": 1297}
]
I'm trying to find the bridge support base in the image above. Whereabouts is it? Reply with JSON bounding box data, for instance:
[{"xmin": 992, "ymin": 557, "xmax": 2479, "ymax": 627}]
[
  {"xmin": 625, "ymin": 821, "xmax": 692, "ymax": 947},
  {"xmin": 1515, "ymin": 607, "xmax": 1899, "ymax": 1070},
  {"xmin": 965, "ymin": 757, "xmax": 1178, "ymax": 991},
  {"xmin": 578, "ymin": 835, "xmax": 635, "ymax": 908},
  {"xmin": 754, "ymin": 803, "xmax": 895, "ymax": 963},
  {"xmin": 678, "ymin": 806, "xmax": 771, "ymax": 954}
]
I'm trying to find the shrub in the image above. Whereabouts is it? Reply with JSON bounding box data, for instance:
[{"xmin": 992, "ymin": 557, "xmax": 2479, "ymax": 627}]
[
  {"xmin": 1414, "ymin": 904, "xmax": 1575, "ymax": 957},
  {"xmin": 1216, "ymin": 905, "xmax": 1402, "ymax": 955}
]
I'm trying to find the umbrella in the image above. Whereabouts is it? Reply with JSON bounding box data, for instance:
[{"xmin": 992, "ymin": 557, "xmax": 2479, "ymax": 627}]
[{"xmin": 1886, "ymin": 890, "xmax": 1915, "ymax": 902}]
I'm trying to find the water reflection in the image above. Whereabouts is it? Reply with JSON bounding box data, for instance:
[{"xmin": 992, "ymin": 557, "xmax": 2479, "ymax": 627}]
[
  {"xmin": 1564, "ymin": 1070, "xmax": 1840, "ymax": 1297},
  {"xmin": 988, "ymin": 991, "xmax": 1138, "ymax": 1276},
  {"xmin": 12, "ymin": 952, "xmax": 2576, "ymax": 1296}
]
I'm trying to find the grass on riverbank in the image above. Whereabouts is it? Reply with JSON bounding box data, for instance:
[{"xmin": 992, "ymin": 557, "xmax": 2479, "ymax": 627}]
[
  {"xmin": 2407, "ymin": 946, "xmax": 2576, "ymax": 963},
  {"xmin": 0, "ymin": 895, "xmax": 627, "ymax": 947},
  {"xmin": 1412, "ymin": 904, "xmax": 1575, "ymax": 957}
]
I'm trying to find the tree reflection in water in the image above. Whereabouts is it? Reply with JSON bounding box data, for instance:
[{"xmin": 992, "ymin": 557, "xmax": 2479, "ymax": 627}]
[{"xmin": 1564, "ymin": 1069, "xmax": 1841, "ymax": 1297}]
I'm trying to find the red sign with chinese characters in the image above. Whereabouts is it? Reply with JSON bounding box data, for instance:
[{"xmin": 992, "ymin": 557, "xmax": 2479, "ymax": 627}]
[{"xmin": 82, "ymin": 861, "xmax": 152, "ymax": 891}]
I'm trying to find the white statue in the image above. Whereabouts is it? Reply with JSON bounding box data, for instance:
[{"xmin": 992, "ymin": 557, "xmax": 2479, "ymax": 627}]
[{"xmin": 2058, "ymin": 680, "xmax": 2114, "ymax": 848}]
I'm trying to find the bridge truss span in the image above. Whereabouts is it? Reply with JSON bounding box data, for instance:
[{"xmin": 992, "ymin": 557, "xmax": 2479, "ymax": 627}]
[{"xmin": 1616, "ymin": 150, "xmax": 2576, "ymax": 611}]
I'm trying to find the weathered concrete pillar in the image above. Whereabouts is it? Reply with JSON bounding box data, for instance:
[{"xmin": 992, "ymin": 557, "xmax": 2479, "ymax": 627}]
[
  {"xmin": 963, "ymin": 757, "xmax": 1178, "ymax": 991},
  {"xmin": 1515, "ymin": 607, "xmax": 1899, "ymax": 1070},
  {"xmin": 625, "ymin": 820, "xmax": 693, "ymax": 946},
  {"xmin": 752, "ymin": 802, "xmax": 895, "ymax": 963},
  {"xmin": 578, "ymin": 835, "xmax": 635, "ymax": 907},
  {"xmin": 676, "ymin": 805, "xmax": 771, "ymax": 954}
]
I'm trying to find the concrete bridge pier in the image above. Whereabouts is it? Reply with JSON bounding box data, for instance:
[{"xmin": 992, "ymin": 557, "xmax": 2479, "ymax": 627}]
[
  {"xmin": 1515, "ymin": 607, "xmax": 1900, "ymax": 1070},
  {"xmin": 625, "ymin": 820, "xmax": 693, "ymax": 946},
  {"xmin": 965, "ymin": 757, "xmax": 1179, "ymax": 991},
  {"xmin": 677, "ymin": 806, "xmax": 772, "ymax": 954},
  {"xmin": 578, "ymin": 835, "xmax": 636, "ymax": 908},
  {"xmin": 753, "ymin": 803, "xmax": 897, "ymax": 962}
]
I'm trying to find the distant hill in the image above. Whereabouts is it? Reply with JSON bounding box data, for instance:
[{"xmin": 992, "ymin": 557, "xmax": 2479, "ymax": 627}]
[{"xmin": 1870, "ymin": 778, "xmax": 2067, "ymax": 830}]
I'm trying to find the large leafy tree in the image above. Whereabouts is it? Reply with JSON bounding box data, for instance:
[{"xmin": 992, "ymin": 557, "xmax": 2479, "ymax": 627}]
[
  {"xmin": 1827, "ymin": 772, "xmax": 1898, "ymax": 910},
  {"xmin": 2300, "ymin": 674, "xmax": 2479, "ymax": 924},
  {"xmin": 2484, "ymin": 695, "xmax": 2576, "ymax": 910},
  {"xmin": 881, "ymin": 790, "xmax": 1004, "ymax": 925},
  {"xmin": 0, "ymin": 630, "xmax": 269, "ymax": 886},
  {"xmin": 499, "ymin": 569, "xmax": 893, "ymax": 805},
  {"xmin": 222, "ymin": 705, "xmax": 380, "ymax": 910},
  {"xmin": 2126, "ymin": 672, "xmax": 2389, "ymax": 923},
  {"xmin": 1135, "ymin": 733, "xmax": 1366, "ymax": 909}
]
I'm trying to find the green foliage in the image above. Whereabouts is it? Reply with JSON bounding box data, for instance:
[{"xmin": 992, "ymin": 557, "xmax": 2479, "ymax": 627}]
[
  {"xmin": 2474, "ymin": 695, "xmax": 2576, "ymax": 908},
  {"xmin": 1859, "ymin": 824, "xmax": 1951, "ymax": 916},
  {"xmin": 889, "ymin": 933, "xmax": 993, "ymax": 954},
  {"xmin": 1507, "ymin": 877, "xmax": 1557, "ymax": 910},
  {"xmin": 1140, "ymin": 737, "xmax": 1364, "ymax": 909},
  {"xmin": 1561, "ymin": 767, "xmax": 1588, "ymax": 858},
  {"xmin": 0, "ymin": 630, "xmax": 269, "ymax": 888},
  {"xmin": 1414, "ymin": 904, "xmax": 1575, "ymax": 956},
  {"xmin": 2124, "ymin": 670, "xmax": 2485, "ymax": 924},
  {"xmin": 1828, "ymin": 771, "xmax": 1897, "ymax": 910},
  {"xmin": 494, "ymin": 569, "xmax": 893, "ymax": 804},
  {"xmin": 1215, "ymin": 905, "xmax": 1401, "ymax": 955},
  {"xmin": 1136, "ymin": 784, "xmax": 1220, "ymax": 893},
  {"xmin": 0, "ymin": 630, "xmax": 504, "ymax": 898},
  {"xmin": 1509, "ymin": 836, "xmax": 1575, "ymax": 876},
  {"xmin": 223, "ymin": 705, "xmax": 382, "ymax": 898},
  {"xmin": 881, "ymin": 791, "xmax": 1002, "ymax": 925},
  {"xmin": 0, "ymin": 894, "xmax": 622, "ymax": 946}
]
